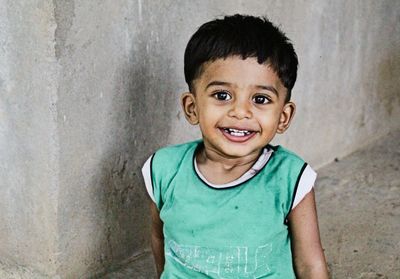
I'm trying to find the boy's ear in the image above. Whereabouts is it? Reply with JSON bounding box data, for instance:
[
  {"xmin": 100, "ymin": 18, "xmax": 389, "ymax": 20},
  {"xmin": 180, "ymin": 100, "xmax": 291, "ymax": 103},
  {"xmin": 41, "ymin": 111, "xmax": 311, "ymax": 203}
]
[
  {"xmin": 277, "ymin": 102, "xmax": 296, "ymax": 134},
  {"xmin": 181, "ymin": 92, "xmax": 199, "ymax": 125}
]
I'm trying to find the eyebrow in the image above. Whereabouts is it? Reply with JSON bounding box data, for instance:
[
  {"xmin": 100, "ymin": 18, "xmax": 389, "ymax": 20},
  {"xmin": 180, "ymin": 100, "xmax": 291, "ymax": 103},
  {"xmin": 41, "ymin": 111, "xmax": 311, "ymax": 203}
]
[
  {"xmin": 255, "ymin": 85, "xmax": 278, "ymax": 96},
  {"xmin": 205, "ymin": 81, "xmax": 231, "ymax": 89},
  {"xmin": 206, "ymin": 81, "xmax": 279, "ymax": 96}
]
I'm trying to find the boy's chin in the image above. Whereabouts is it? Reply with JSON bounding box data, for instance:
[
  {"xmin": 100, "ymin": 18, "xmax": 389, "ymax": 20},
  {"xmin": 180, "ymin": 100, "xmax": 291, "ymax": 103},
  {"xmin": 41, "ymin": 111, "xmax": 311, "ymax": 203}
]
[
  {"xmin": 203, "ymin": 136, "xmax": 270, "ymax": 159},
  {"xmin": 216, "ymin": 145, "xmax": 265, "ymax": 159}
]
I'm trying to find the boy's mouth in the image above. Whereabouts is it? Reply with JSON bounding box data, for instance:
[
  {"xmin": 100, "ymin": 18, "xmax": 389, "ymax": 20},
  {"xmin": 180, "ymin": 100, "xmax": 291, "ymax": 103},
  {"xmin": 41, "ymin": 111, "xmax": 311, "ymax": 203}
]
[
  {"xmin": 220, "ymin": 127, "xmax": 256, "ymax": 142},
  {"xmin": 222, "ymin": 128, "xmax": 252, "ymax": 137}
]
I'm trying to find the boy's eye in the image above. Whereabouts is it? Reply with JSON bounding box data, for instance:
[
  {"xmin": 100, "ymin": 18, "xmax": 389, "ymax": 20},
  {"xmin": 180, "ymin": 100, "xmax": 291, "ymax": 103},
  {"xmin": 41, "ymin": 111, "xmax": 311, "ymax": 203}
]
[
  {"xmin": 213, "ymin": 91, "xmax": 232, "ymax": 101},
  {"xmin": 253, "ymin": 95, "xmax": 270, "ymax": 104}
]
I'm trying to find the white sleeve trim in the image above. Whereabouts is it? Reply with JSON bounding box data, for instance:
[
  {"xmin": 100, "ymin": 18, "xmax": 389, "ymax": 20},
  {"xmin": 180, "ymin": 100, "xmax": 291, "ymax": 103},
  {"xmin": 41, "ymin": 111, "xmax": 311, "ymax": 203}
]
[
  {"xmin": 291, "ymin": 164, "xmax": 317, "ymax": 209},
  {"xmin": 142, "ymin": 155, "xmax": 155, "ymax": 203}
]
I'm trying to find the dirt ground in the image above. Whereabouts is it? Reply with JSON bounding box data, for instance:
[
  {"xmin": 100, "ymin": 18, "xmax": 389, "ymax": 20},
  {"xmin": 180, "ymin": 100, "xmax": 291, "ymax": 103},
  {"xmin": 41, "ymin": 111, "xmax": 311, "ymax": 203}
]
[{"xmin": 316, "ymin": 130, "xmax": 400, "ymax": 279}]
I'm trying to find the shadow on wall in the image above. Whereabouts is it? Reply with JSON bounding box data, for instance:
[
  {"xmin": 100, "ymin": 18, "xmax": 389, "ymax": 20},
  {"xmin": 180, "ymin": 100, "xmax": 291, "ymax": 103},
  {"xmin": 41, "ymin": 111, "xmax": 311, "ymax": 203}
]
[
  {"xmin": 356, "ymin": 48, "xmax": 400, "ymax": 132},
  {"xmin": 376, "ymin": 52, "xmax": 400, "ymax": 118},
  {"xmin": 86, "ymin": 39, "xmax": 179, "ymax": 276}
]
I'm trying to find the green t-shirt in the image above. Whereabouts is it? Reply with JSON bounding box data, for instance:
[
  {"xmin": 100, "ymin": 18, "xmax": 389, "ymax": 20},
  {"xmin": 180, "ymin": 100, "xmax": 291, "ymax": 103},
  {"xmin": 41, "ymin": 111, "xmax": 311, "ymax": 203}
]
[{"xmin": 147, "ymin": 140, "xmax": 308, "ymax": 278}]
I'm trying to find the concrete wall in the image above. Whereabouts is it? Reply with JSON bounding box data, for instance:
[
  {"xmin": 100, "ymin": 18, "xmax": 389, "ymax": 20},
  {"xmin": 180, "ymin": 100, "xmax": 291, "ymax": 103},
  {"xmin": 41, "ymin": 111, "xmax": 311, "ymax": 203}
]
[
  {"xmin": 0, "ymin": 0, "xmax": 399, "ymax": 278},
  {"xmin": 0, "ymin": 0, "xmax": 59, "ymax": 277}
]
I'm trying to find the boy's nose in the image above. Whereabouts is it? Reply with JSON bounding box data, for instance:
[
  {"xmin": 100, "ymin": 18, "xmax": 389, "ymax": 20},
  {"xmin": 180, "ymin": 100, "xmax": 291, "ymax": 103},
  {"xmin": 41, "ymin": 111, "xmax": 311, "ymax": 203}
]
[{"xmin": 227, "ymin": 100, "xmax": 253, "ymax": 119}]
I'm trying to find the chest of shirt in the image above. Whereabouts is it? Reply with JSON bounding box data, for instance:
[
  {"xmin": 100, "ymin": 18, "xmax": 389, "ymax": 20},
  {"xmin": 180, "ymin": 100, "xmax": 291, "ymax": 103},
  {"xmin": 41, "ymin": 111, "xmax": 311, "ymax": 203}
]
[{"xmin": 159, "ymin": 167, "xmax": 291, "ymax": 247}]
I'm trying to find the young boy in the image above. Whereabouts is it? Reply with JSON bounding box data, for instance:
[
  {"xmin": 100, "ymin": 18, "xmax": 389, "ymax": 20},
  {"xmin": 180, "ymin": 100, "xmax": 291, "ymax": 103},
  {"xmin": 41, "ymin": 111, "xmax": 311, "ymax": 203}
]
[{"xmin": 142, "ymin": 14, "xmax": 328, "ymax": 278}]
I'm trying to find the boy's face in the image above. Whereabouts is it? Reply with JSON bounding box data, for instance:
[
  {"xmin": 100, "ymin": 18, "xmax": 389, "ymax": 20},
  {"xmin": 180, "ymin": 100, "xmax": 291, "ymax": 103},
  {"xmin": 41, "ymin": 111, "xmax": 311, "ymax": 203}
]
[{"xmin": 181, "ymin": 56, "xmax": 295, "ymax": 159}]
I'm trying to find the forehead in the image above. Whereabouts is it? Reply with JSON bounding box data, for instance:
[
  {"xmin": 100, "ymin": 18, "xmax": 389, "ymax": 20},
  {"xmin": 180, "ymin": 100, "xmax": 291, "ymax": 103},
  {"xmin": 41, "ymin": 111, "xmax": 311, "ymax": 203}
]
[{"xmin": 194, "ymin": 56, "xmax": 286, "ymax": 93}]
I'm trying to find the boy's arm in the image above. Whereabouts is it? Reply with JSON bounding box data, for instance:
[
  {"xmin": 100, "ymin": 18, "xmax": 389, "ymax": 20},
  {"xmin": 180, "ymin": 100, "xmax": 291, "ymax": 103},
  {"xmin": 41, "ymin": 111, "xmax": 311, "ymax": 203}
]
[
  {"xmin": 288, "ymin": 189, "xmax": 329, "ymax": 279},
  {"xmin": 150, "ymin": 202, "xmax": 165, "ymax": 278}
]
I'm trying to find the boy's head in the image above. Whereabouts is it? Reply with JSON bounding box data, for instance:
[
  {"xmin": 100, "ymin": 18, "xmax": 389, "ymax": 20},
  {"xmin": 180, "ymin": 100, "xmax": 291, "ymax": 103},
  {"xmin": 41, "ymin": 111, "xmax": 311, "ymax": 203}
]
[
  {"xmin": 181, "ymin": 15, "xmax": 298, "ymax": 158},
  {"xmin": 184, "ymin": 14, "xmax": 298, "ymax": 102}
]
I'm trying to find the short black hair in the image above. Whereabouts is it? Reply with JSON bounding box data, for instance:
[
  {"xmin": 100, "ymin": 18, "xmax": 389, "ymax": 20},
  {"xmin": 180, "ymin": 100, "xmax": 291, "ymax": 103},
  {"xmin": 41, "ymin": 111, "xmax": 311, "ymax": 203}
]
[{"xmin": 184, "ymin": 14, "xmax": 298, "ymax": 101}]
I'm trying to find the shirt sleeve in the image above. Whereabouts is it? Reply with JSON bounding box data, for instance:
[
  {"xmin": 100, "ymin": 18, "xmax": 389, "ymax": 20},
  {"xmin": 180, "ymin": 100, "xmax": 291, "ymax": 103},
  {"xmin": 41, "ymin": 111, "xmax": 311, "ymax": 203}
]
[
  {"xmin": 291, "ymin": 164, "xmax": 317, "ymax": 209},
  {"xmin": 141, "ymin": 154, "xmax": 155, "ymax": 203}
]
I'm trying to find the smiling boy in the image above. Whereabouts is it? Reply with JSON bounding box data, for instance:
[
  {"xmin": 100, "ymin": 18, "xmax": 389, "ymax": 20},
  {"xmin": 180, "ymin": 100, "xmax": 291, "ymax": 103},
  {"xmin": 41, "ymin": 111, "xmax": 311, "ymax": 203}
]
[{"xmin": 142, "ymin": 15, "xmax": 328, "ymax": 278}]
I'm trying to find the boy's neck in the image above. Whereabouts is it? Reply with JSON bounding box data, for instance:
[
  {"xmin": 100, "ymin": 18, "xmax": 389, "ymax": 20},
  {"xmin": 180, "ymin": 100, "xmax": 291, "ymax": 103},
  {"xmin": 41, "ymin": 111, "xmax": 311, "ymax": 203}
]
[{"xmin": 195, "ymin": 144, "xmax": 262, "ymax": 184}]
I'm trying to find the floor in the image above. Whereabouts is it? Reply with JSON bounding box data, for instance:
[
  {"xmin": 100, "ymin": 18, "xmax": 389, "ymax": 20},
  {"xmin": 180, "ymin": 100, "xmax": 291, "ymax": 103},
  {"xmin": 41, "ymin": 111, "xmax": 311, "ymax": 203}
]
[
  {"xmin": 316, "ymin": 130, "xmax": 400, "ymax": 279},
  {"xmin": 104, "ymin": 131, "xmax": 400, "ymax": 278}
]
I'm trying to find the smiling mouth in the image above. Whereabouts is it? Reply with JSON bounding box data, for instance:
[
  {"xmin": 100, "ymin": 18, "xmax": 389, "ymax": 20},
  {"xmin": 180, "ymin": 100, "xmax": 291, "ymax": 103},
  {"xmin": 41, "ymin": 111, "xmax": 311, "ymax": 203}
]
[
  {"xmin": 219, "ymin": 127, "xmax": 257, "ymax": 143},
  {"xmin": 223, "ymin": 128, "xmax": 252, "ymax": 137}
]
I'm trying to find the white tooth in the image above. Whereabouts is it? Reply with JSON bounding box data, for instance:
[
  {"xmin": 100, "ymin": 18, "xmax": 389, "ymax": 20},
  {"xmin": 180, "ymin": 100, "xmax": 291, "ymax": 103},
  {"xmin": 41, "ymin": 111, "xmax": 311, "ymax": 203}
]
[
  {"xmin": 224, "ymin": 128, "xmax": 252, "ymax": 136},
  {"xmin": 232, "ymin": 131, "xmax": 245, "ymax": 137},
  {"xmin": 229, "ymin": 128, "xmax": 249, "ymax": 133}
]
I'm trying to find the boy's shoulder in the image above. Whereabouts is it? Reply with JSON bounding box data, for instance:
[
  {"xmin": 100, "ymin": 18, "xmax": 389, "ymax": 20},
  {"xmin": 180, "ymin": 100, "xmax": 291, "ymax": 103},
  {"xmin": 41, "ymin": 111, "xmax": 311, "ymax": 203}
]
[
  {"xmin": 149, "ymin": 140, "xmax": 201, "ymax": 185},
  {"xmin": 155, "ymin": 139, "xmax": 201, "ymax": 154},
  {"xmin": 152, "ymin": 139, "xmax": 201, "ymax": 164},
  {"xmin": 269, "ymin": 144, "xmax": 306, "ymax": 165}
]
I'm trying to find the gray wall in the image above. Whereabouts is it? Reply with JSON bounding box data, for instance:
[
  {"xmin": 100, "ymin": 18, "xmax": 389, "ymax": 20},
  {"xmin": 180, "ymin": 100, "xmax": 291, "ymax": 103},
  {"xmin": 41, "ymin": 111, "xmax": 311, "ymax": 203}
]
[
  {"xmin": 0, "ymin": 1, "xmax": 59, "ymax": 277},
  {"xmin": 0, "ymin": 0, "xmax": 399, "ymax": 278}
]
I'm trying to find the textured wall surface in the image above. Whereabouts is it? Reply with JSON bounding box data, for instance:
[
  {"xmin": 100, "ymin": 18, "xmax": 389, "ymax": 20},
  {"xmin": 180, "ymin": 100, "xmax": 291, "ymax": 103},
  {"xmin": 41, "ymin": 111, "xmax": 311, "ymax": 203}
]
[
  {"xmin": 0, "ymin": 0, "xmax": 399, "ymax": 278},
  {"xmin": 0, "ymin": 0, "xmax": 59, "ymax": 276}
]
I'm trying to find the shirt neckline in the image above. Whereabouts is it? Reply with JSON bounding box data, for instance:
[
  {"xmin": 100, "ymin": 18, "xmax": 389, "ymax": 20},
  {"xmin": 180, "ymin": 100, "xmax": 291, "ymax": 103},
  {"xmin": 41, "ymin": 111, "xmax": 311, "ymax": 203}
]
[{"xmin": 192, "ymin": 143, "xmax": 274, "ymax": 189}]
